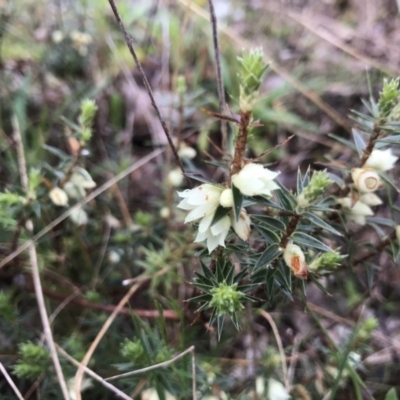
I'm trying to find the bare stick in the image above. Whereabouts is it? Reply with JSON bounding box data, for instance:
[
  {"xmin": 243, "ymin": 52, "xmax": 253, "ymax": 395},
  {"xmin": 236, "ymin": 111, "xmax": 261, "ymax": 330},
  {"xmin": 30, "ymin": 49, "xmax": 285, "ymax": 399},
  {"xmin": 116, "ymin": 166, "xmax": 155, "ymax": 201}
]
[
  {"xmin": 107, "ymin": 0, "xmax": 189, "ymax": 185},
  {"xmin": 259, "ymin": 310, "xmax": 289, "ymax": 391},
  {"xmin": 0, "ymin": 148, "xmax": 164, "ymax": 270},
  {"xmin": 12, "ymin": 116, "xmax": 71, "ymax": 400},
  {"xmin": 73, "ymin": 281, "xmax": 143, "ymax": 400},
  {"xmin": 207, "ymin": 0, "xmax": 228, "ymax": 153},
  {"xmin": 0, "ymin": 362, "xmax": 25, "ymax": 400},
  {"xmin": 73, "ymin": 266, "xmax": 169, "ymax": 400},
  {"xmin": 56, "ymin": 345, "xmax": 133, "ymax": 400},
  {"xmin": 106, "ymin": 345, "xmax": 195, "ymax": 380}
]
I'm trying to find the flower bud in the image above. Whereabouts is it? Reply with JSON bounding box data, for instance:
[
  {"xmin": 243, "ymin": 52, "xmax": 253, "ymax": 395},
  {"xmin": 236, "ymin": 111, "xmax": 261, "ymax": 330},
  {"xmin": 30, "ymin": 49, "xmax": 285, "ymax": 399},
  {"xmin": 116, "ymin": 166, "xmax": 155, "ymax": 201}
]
[
  {"xmin": 283, "ymin": 243, "xmax": 308, "ymax": 279},
  {"xmin": 219, "ymin": 188, "xmax": 234, "ymax": 208},
  {"xmin": 377, "ymin": 77, "xmax": 400, "ymax": 118},
  {"xmin": 167, "ymin": 168, "xmax": 183, "ymax": 187},
  {"xmin": 309, "ymin": 250, "xmax": 345, "ymax": 271},
  {"xmin": 49, "ymin": 187, "xmax": 68, "ymax": 207},
  {"xmin": 178, "ymin": 143, "xmax": 196, "ymax": 159},
  {"xmin": 297, "ymin": 170, "xmax": 332, "ymax": 208},
  {"xmin": 209, "ymin": 282, "xmax": 244, "ymax": 316},
  {"xmin": 230, "ymin": 208, "xmax": 251, "ymax": 241},
  {"xmin": 237, "ymin": 48, "xmax": 269, "ymax": 112},
  {"xmin": 351, "ymin": 168, "xmax": 381, "ymax": 193}
]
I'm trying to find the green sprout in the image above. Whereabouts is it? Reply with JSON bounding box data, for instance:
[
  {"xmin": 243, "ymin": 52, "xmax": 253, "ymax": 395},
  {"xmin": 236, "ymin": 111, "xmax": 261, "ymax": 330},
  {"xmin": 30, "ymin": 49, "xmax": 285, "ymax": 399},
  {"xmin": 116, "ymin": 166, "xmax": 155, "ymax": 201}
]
[
  {"xmin": 297, "ymin": 170, "xmax": 332, "ymax": 209},
  {"xmin": 377, "ymin": 77, "xmax": 400, "ymax": 118}
]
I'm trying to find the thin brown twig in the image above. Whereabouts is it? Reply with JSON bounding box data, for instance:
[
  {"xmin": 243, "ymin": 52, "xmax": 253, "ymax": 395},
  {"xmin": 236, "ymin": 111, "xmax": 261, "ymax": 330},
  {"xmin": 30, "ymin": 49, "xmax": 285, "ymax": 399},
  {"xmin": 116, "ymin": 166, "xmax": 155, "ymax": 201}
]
[
  {"xmin": 259, "ymin": 310, "xmax": 289, "ymax": 391},
  {"xmin": 107, "ymin": 0, "xmax": 190, "ymax": 186},
  {"xmin": 73, "ymin": 267, "xmax": 169, "ymax": 400},
  {"xmin": 251, "ymin": 134, "xmax": 295, "ymax": 161},
  {"xmin": 12, "ymin": 115, "xmax": 71, "ymax": 400},
  {"xmin": 0, "ymin": 362, "xmax": 25, "ymax": 400},
  {"xmin": 56, "ymin": 345, "xmax": 133, "ymax": 400},
  {"xmin": 105, "ymin": 345, "xmax": 195, "ymax": 381},
  {"xmin": 37, "ymin": 285, "xmax": 180, "ymax": 320},
  {"xmin": 207, "ymin": 0, "xmax": 228, "ymax": 153}
]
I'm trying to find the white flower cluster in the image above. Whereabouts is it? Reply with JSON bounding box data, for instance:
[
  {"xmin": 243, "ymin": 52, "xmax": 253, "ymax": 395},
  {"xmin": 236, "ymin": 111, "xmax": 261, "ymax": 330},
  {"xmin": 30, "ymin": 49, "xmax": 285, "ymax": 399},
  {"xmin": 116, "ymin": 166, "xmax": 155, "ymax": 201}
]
[
  {"xmin": 48, "ymin": 167, "xmax": 96, "ymax": 226},
  {"xmin": 341, "ymin": 149, "xmax": 398, "ymax": 225},
  {"xmin": 177, "ymin": 163, "xmax": 280, "ymax": 253}
]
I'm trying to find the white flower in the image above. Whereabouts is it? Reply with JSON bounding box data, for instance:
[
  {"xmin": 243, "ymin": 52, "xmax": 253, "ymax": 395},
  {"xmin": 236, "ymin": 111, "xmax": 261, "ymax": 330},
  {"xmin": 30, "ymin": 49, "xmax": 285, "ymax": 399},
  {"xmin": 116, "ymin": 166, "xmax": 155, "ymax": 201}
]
[
  {"xmin": 177, "ymin": 184, "xmax": 223, "ymax": 223},
  {"xmin": 283, "ymin": 243, "xmax": 308, "ymax": 279},
  {"xmin": 364, "ymin": 149, "xmax": 398, "ymax": 172},
  {"xmin": 178, "ymin": 143, "xmax": 197, "ymax": 159},
  {"xmin": 219, "ymin": 188, "xmax": 234, "ymax": 208},
  {"xmin": 230, "ymin": 209, "xmax": 251, "ymax": 242},
  {"xmin": 167, "ymin": 168, "xmax": 184, "ymax": 187},
  {"xmin": 69, "ymin": 206, "xmax": 88, "ymax": 226},
  {"xmin": 49, "ymin": 187, "xmax": 68, "ymax": 207},
  {"xmin": 194, "ymin": 214, "xmax": 231, "ymax": 253},
  {"xmin": 267, "ymin": 379, "xmax": 290, "ymax": 400},
  {"xmin": 232, "ymin": 163, "xmax": 280, "ymax": 197},
  {"xmin": 351, "ymin": 168, "xmax": 381, "ymax": 193},
  {"xmin": 359, "ymin": 193, "xmax": 382, "ymax": 206},
  {"xmin": 339, "ymin": 197, "xmax": 373, "ymax": 225},
  {"xmin": 70, "ymin": 167, "xmax": 96, "ymax": 189}
]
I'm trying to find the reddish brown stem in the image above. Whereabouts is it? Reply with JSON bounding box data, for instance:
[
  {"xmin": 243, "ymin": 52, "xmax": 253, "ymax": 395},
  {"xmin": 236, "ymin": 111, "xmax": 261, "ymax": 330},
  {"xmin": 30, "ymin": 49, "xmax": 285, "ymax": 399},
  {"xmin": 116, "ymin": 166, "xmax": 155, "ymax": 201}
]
[
  {"xmin": 35, "ymin": 287, "xmax": 180, "ymax": 320},
  {"xmin": 230, "ymin": 111, "xmax": 252, "ymax": 177},
  {"xmin": 280, "ymin": 214, "xmax": 302, "ymax": 248}
]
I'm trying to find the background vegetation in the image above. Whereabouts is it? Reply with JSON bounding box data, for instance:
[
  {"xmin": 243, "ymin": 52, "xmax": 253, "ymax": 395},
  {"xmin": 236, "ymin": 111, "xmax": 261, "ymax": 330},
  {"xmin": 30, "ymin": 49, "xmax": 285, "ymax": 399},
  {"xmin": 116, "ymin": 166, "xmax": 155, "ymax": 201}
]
[{"xmin": 1, "ymin": 0, "xmax": 400, "ymax": 399}]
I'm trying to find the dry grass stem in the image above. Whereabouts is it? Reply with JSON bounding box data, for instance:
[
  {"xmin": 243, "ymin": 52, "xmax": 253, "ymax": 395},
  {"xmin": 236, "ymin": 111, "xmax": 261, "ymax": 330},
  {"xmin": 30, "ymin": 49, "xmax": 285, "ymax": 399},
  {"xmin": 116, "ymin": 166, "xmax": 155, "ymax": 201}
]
[
  {"xmin": 73, "ymin": 267, "xmax": 169, "ymax": 400},
  {"xmin": 56, "ymin": 345, "xmax": 133, "ymax": 400},
  {"xmin": 0, "ymin": 362, "xmax": 25, "ymax": 400},
  {"xmin": 259, "ymin": 310, "xmax": 289, "ymax": 391},
  {"xmin": 12, "ymin": 115, "xmax": 71, "ymax": 400},
  {"xmin": 207, "ymin": 0, "xmax": 228, "ymax": 153}
]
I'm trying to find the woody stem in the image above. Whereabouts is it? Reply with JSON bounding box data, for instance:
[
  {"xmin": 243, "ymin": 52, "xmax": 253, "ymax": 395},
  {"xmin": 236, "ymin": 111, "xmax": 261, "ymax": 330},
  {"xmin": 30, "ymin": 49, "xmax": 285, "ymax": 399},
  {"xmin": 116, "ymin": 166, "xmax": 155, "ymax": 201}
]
[{"xmin": 230, "ymin": 111, "xmax": 252, "ymax": 178}]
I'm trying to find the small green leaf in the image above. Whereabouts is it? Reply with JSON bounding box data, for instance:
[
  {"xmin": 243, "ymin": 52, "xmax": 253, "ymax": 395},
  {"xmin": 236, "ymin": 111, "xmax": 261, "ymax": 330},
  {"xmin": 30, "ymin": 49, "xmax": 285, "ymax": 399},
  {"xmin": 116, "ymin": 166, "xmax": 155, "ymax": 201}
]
[
  {"xmin": 184, "ymin": 173, "xmax": 215, "ymax": 185},
  {"xmin": 329, "ymin": 133, "xmax": 357, "ymax": 151},
  {"xmin": 385, "ymin": 388, "xmax": 398, "ymax": 400},
  {"xmin": 252, "ymin": 215, "xmax": 286, "ymax": 232},
  {"xmin": 43, "ymin": 144, "xmax": 70, "ymax": 161},
  {"xmin": 297, "ymin": 167, "xmax": 303, "ymax": 194},
  {"xmin": 210, "ymin": 206, "xmax": 231, "ymax": 227},
  {"xmin": 292, "ymin": 232, "xmax": 333, "ymax": 253},
  {"xmin": 232, "ymin": 183, "xmax": 243, "ymax": 222},
  {"xmin": 254, "ymin": 225, "xmax": 281, "ymax": 245},
  {"xmin": 254, "ymin": 244, "xmax": 283, "ymax": 270},
  {"xmin": 304, "ymin": 212, "xmax": 342, "ymax": 236},
  {"xmin": 352, "ymin": 129, "xmax": 366, "ymax": 156}
]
